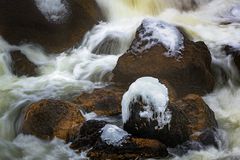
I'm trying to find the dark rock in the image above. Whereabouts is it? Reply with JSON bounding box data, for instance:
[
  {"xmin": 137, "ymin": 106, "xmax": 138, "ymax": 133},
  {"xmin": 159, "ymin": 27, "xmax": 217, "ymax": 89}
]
[
  {"xmin": 68, "ymin": 120, "xmax": 168, "ymax": 159},
  {"xmin": 21, "ymin": 99, "xmax": 84, "ymax": 140},
  {"xmin": 9, "ymin": 50, "xmax": 38, "ymax": 77},
  {"xmin": 197, "ymin": 128, "xmax": 220, "ymax": 149},
  {"xmin": 224, "ymin": 45, "xmax": 240, "ymax": 73},
  {"xmin": 72, "ymin": 86, "xmax": 126, "ymax": 116},
  {"xmin": 168, "ymin": 128, "xmax": 222, "ymax": 156},
  {"xmin": 124, "ymin": 94, "xmax": 218, "ymax": 147},
  {"xmin": 113, "ymin": 19, "xmax": 215, "ymax": 97},
  {"xmin": 68, "ymin": 120, "xmax": 108, "ymax": 151},
  {"xmin": 0, "ymin": 0, "xmax": 104, "ymax": 53},
  {"xmin": 88, "ymin": 137, "xmax": 168, "ymax": 160},
  {"xmin": 168, "ymin": 141, "xmax": 204, "ymax": 157}
]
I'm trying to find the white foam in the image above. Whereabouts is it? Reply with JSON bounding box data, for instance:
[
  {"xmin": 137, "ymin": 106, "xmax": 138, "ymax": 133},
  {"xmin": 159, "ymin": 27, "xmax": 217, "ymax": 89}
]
[
  {"xmin": 130, "ymin": 18, "xmax": 184, "ymax": 57},
  {"xmin": 100, "ymin": 124, "xmax": 129, "ymax": 146},
  {"xmin": 217, "ymin": 4, "xmax": 240, "ymax": 24},
  {"xmin": 34, "ymin": 0, "xmax": 68, "ymax": 23},
  {"xmin": 82, "ymin": 21, "xmax": 138, "ymax": 55},
  {"xmin": 121, "ymin": 77, "xmax": 171, "ymax": 129},
  {"xmin": 11, "ymin": 134, "xmax": 86, "ymax": 160}
]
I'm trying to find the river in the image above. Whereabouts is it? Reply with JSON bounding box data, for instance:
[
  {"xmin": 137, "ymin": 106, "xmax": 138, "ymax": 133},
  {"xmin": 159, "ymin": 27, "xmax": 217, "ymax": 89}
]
[{"xmin": 0, "ymin": 0, "xmax": 240, "ymax": 159}]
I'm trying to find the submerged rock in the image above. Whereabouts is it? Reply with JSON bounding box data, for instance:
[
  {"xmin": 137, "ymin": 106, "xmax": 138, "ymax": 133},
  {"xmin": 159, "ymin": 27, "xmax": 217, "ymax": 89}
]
[
  {"xmin": 224, "ymin": 45, "xmax": 240, "ymax": 73},
  {"xmin": 72, "ymin": 86, "xmax": 126, "ymax": 116},
  {"xmin": 92, "ymin": 33, "xmax": 123, "ymax": 55},
  {"xmin": 113, "ymin": 18, "xmax": 215, "ymax": 97},
  {"xmin": 21, "ymin": 99, "xmax": 84, "ymax": 140},
  {"xmin": 9, "ymin": 50, "xmax": 38, "ymax": 77},
  {"xmin": 169, "ymin": 128, "xmax": 223, "ymax": 156},
  {"xmin": 68, "ymin": 120, "xmax": 168, "ymax": 159},
  {"xmin": 0, "ymin": 0, "xmax": 104, "ymax": 53},
  {"xmin": 122, "ymin": 78, "xmax": 217, "ymax": 147}
]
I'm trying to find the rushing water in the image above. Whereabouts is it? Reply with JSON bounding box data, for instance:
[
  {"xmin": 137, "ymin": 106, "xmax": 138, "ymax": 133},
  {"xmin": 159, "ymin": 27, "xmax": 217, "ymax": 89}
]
[{"xmin": 0, "ymin": 0, "xmax": 240, "ymax": 159}]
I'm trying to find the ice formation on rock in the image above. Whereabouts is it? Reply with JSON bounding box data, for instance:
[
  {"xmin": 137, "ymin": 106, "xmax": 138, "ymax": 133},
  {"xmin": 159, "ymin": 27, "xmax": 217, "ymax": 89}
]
[
  {"xmin": 122, "ymin": 77, "xmax": 172, "ymax": 129},
  {"xmin": 130, "ymin": 18, "xmax": 184, "ymax": 57},
  {"xmin": 100, "ymin": 124, "xmax": 129, "ymax": 146}
]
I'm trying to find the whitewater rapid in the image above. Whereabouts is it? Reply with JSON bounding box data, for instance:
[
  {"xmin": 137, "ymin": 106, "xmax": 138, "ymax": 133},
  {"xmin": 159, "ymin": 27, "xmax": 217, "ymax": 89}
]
[{"xmin": 0, "ymin": 0, "xmax": 240, "ymax": 159}]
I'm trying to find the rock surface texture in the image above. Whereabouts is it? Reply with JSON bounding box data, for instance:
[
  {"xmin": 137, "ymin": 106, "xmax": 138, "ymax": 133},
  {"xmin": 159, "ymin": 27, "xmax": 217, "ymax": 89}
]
[
  {"xmin": 123, "ymin": 89, "xmax": 217, "ymax": 147},
  {"xmin": 21, "ymin": 99, "xmax": 84, "ymax": 140},
  {"xmin": 113, "ymin": 18, "xmax": 215, "ymax": 97},
  {"xmin": 72, "ymin": 86, "xmax": 125, "ymax": 116},
  {"xmin": 9, "ymin": 50, "xmax": 38, "ymax": 77}
]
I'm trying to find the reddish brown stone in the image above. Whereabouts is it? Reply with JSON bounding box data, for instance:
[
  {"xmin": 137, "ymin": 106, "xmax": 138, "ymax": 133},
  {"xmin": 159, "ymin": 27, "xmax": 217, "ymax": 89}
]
[
  {"xmin": 72, "ymin": 86, "xmax": 126, "ymax": 116},
  {"xmin": 113, "ymin": 22, "xmax": 215, "ymax": 97},
  {"xmin": 21, "ymin": 99, "xmax": 84, "ymax": 140},
  {"xmin": 10, "ymin": 50, "xmax": 38, "ymax": 77}
]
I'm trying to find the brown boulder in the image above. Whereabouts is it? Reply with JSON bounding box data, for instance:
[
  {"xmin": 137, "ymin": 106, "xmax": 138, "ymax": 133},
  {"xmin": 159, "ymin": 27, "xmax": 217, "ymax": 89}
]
[
  {"xmin": 0, "ymin": 0, "xmax": 104, "ymax": 53},
  {"xmin": 72, "ymin": 86, "xmax": 126, "ymax": 116},
  {"xmin": 9, "ymin": 50, "xmax": 38, "ymax": 77},
  {"xmin": 21, "ymin": 99, "xmax": 84, "ymax": 140},
  {"xmin": 124, "ymin": 94, "xmax": 218, "ymax": 147},
  {"xmin": 113, "ymin": 19, "xmax": 215, "ymax": 97}
]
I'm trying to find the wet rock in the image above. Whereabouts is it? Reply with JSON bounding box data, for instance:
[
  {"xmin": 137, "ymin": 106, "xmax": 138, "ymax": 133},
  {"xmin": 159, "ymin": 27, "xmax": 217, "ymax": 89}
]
[
  {"xmin": 88, "ymin": 137, "xmax": 168, "ymax": 160},
  {"xmin": 113, "ymin": 19, "xmax": 215, "ymax": 97},
  {"xmin": 69, "ymin": 120, "xmax": 168, "ymax": 159},
  {"xmin": 224, "ymin": 45, "xmax": 240, "ymax": 73},
  {"xmin": 68, "ymin": 120, "xmax": 108, "ymax": 151},
  {"xmin": 21, "ymin": 99, "xmax": 84, "ymax": 140},
  {"xmin": 195, "ymin": 128, "xmax": 220, "ymax": 149},
  {"xmin": 0, "ymin": 0, "xmax": 104, "ymax": 53},
  {"xmin": 72, "ymin": 86, "xmax": 126, "ymax": 116},
  {"xmin": 124, "ymin": 94, "xmax": 218, "ymax": 147},
  {"xmin": 169, "ymin": 128, "xmax": 222, "ymax": 156},
  {"xmin": 9, "ymin": 50, "xmax": 38, "ymax": 77},
  {"xmin": 168, "ymin": 141, "xmax": 204, "ymax": 156}
]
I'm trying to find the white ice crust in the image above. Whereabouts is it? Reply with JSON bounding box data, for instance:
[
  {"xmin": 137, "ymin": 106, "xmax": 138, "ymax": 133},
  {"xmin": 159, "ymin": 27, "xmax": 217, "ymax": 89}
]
[
  {"xmin": 34, "ymin": 0, "xmax": 68, "ymax": 23},
  {"xmin": 122, "ymin": 77, "xmax": 171, "ymax": 129},
  {"xmin": 100, "ymin": 124, "xmax": 129, "ymax": 146},
  {"xmin": 130, "ymin": 18, "xmax": 184, "ymax": 57}
]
